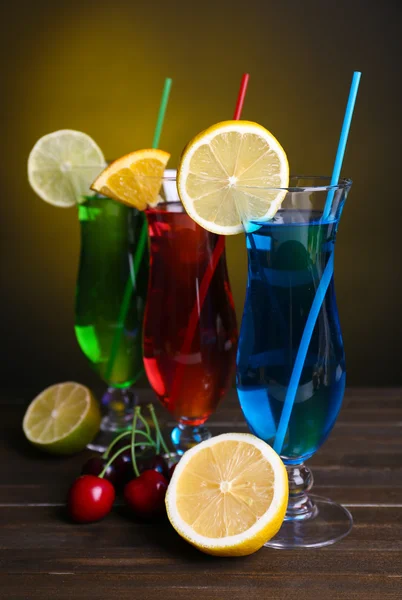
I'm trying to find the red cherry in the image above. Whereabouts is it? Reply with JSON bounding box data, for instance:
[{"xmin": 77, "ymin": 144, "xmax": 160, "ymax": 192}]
[
  {"xmin": 138, "ymin": 454, "xmax": 169, "ymax": 479},
  {"xmin": 168, "ymin": 463, "xmax": 177, "ymax": 479},
  {"xmin": 113, "ymin": 437, "xmax": 132, "ymax": 452},
  {"xmin": 67, "ymin": 475, "xmax": 115, "ymax": 523},
  {"xmin": 124, "ymin": 470, "xmax": 168, "ymax": 519},
  {"xmin": 113, "ymin": 450, "xmax": 134, "ymax": 486},
  {"xmin": 81, "ymin": 456, "xmax": 118, "ymax": 486}
]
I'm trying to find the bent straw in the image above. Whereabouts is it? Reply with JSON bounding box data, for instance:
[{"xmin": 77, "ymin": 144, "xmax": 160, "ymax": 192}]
[
  {"xmin": 273, "ymin": 71, "xmax": 361, "ymax": 454},
  {"xmin": 169, "ymin": 73, "xmax": 250, "ymax": 407},
  {"xmin": 105, "ymin": 78, "xmax": 172, "ymax": 382}
]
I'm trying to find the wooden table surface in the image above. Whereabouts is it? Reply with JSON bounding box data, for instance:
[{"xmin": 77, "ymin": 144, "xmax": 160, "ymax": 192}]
[{"xmin": 1, "ymin": 388, "xmax": 401, "ymax": 599}]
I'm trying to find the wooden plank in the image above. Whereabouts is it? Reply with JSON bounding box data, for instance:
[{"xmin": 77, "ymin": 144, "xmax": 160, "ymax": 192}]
[
  {"xmin": 1, "ymin": 451, "xmax": 401, "ymax": 504},
  {"xmin": 0, "ymin": 507, "xmax": 401, "ymax": 552},
  {"xmin": 1, "ymin": 386, "xmax": 400, "ymax": 401},
  {"xmin": 3, "ymin": 420, "xmax": 402, "ymax": 467},
  {"xmin": 1, "ymin": 387, "xmax": 401, "ymax": 411},
  {"xmin": 0, "ymin": 571, "xmax": 401, "ymax": 600},
  {"xmin": 1, "ymin": 389, "xmax": 401, "ymax": 436},
  {"xmin": 1, "ymin": 546, "xmax": 402, "ymax": 575},
  {"xmin": 1, "ymin": 484, "xmax": 402, "ymax": 506},
  {"xmin": 2, "ymin": 389, "xmax": 402, "ymax": 436}
]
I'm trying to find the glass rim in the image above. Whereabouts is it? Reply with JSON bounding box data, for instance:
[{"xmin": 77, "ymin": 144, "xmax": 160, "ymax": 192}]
[{"xmin": 146, "ymin": 173, "xmax": 353, "ymax": 192}]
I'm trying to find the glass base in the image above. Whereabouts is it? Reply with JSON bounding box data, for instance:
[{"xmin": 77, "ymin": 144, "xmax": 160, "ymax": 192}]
[
  {"xmin": 265, "ymin": 495, "xmax": 353, "ymax": 549},
  {"xmin": 171, "ymin": 423, "xmax": 212, "ymax": 455},
  {"xmin": 87, "ymin": 386, "xmax": 138, "ymax": 452},
  {"xmin": 163, "ymin": 451, "xmax": 181, "ymax": 468}
]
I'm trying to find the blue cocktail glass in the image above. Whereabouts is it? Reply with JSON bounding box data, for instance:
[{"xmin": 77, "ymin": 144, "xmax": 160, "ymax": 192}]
[{"xmin": 236, "ymin": 176, "xmax": 353, "ymax": 549}]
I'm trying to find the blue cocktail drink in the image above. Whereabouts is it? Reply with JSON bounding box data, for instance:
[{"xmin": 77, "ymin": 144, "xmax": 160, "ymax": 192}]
[
  {"xmin": 236, "ymin": 177, "xmax": 353, "ymax": 548},
  {"xmin": 237, "ymin": 209, "xmax": 345, "ymax": 462}
]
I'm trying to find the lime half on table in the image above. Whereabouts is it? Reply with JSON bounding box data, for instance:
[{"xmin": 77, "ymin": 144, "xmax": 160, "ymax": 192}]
[
  {"xmin": 28, "ymin": 130, "xmax": 106, "ymax": 207},
  {"xmin": 23, "ymin": 382, "xmax": 101, "ymax": 455}
]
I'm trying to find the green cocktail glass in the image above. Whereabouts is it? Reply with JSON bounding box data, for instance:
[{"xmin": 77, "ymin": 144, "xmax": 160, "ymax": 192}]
[{"xmin": 75, "ymin": 194, "xmax": 149, "ymax": 451}]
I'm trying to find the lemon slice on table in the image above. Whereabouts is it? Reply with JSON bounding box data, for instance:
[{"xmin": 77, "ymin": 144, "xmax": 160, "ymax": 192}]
[
  {"xmin": 28, "ymin": 130, "xmax": 106, "ymax": 207},
  {"xmin": 91, "ymin": 149, "xmax": 170, "ymax": 210},
  {"xmin": 166, "ymin": 433, "xmax": 288, "ymax": 556},
  {"xmin": 177, "ymin": 120, "xmax": 289, "ymax": 234},
  {"xmin": 22, "ymin": 383, "xmax": 101, "ymax": 455}
]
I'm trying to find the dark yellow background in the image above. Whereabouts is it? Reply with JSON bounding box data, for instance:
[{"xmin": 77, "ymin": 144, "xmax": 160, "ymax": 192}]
[{"xmin": 0, "ymin": 0, "xmax": 401, "ymax": 393}]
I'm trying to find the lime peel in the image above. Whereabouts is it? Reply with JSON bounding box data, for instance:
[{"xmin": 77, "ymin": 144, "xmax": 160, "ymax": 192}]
[
  {"xmin": 28, "ymin": 130, "xmax": 106, "ymax": 208},
  {"xmin": 23, "ymin": 382, "xmax": 101, "ymax": 455}
]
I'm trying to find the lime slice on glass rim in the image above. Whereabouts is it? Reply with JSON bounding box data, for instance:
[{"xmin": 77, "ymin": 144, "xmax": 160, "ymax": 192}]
[
  {"xmin": 22, "ymin": 382, "xmax": 101, "ymax": 455},
  {"xmin": 177, "ymin": 120, "xmax": 289, "ymax": 235},
  {"xmin": 28, "ymin": 130, "xmax": 106, "ymax": 207}
]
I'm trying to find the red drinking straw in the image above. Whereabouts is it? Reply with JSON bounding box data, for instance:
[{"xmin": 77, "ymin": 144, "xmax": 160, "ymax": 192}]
[
  {"xmin": 169, "ymin": 74, "xmax": 250, "ymax": 409},
  {"xmin": 233, "ymin": 73, "xmax": 250, "ymax": 120}
]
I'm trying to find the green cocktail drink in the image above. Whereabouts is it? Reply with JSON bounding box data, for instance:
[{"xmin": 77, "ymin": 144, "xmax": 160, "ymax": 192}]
[
  {"xmin": 27, "ymin": 129, "xmax": 151, "ymax": 452},
  {"xmin": 75, "ymin": 194, "xmax": 148, "ymax": 450}
]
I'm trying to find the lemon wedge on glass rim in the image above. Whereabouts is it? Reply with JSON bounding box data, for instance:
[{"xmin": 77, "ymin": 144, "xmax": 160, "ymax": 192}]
[
  {"xmin": 91, "ymin": 149, "xmax": 170, "ymax": 210},
  {"xmin": 177, "ymin": 120, "xmax": 289, "ymax": 234},
  {"xmin": 166, "ymin": 433, "xmax": 288, "ymax": 556}
]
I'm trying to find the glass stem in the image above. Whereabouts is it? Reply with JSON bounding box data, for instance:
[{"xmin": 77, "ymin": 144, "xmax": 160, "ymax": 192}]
[
  {"xmin": 171, "ymin": 423, "xmax": 212, "ymax": 455},
  {"xmin": 100, "ymin": 386, "xmax": 138, "ymax": 432},
  {"xmin": 285, "ymin": 463, "xmax": 318, "ymax": 521}
]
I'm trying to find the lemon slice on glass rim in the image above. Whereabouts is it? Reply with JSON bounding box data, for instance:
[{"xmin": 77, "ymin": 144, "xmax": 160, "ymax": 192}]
[
  {"xmin": 177, "ymin": 120, "xmax": 289, "ymax": 234},
  {"xmin": 166, "ymin": 433, "xmax": 288, "ymax": 556}
]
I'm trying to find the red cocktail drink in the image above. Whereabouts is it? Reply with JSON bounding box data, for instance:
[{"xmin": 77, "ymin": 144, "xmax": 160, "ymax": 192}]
[{"xmin": 144, "ymin": 201, "xmax": 237, "ymax": 452}]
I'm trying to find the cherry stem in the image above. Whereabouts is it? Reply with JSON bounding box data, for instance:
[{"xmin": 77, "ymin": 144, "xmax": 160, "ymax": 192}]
[
  {"xmin": 147, "ymin": 403, "xmax": 172, "ymax": 458},
  {"xmin": 131, "ymin": 407, "xmax": 140, "ymax": 477},
  {"xmin": 137, "ymin": 411, "xmax": 152, "ymax": 438},
  {"xmin": 102, "ymin": 428, "xmax": 155, "ymax": 460},
  {"xmin": 155, "ymin": 429, "xmax": 160, "ymax": 455},
  {"xmin": 99, "ymin": 442, "xmax": 154, "ymax": 479}
]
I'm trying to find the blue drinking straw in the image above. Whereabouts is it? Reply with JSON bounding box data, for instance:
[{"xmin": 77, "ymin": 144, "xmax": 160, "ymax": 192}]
[
  {"xmin": 273, "ymin": 71, "xmax": 361, "ymax": 455},
  {"xmin": 322, "ymin": 71, "xmax": 361, "ymax": 221}
]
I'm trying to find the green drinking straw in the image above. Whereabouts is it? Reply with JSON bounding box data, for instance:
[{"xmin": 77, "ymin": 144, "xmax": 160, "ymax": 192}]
[
  {"xmin": 273, "ymin": 71, "xmax": 361, "ymax": 455},
  {"xmin": 152, "ymin": 78, "xmax": 172, "ymax": 149},
  {"xmin": 105, "ymin": 77, "xmax": 173, "ymax": 382},
  {"xmin": 105, "ymin": 219, "xmax": 148, "ymax": 382}
]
